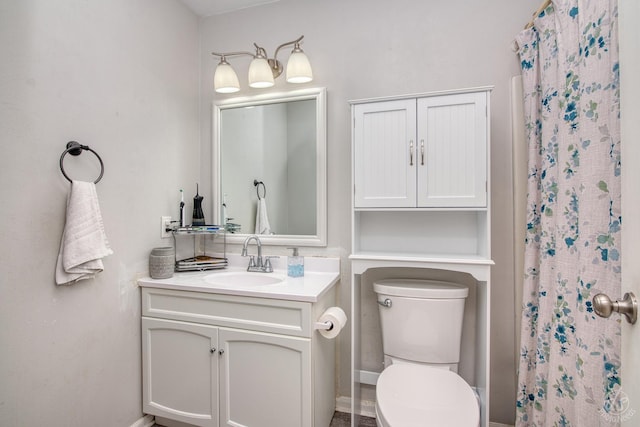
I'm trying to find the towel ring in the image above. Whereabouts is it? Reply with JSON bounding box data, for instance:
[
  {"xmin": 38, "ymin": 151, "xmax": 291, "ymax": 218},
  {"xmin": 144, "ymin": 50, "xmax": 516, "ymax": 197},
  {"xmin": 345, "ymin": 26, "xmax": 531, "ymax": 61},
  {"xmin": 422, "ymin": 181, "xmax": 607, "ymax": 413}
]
[
  {"xmin": 254, "ymin": 179, "xmax": 266, "ymax": 200},
  {"xmin": 59, "ymin": 141, "xmax": 104, "ymax": 184}
]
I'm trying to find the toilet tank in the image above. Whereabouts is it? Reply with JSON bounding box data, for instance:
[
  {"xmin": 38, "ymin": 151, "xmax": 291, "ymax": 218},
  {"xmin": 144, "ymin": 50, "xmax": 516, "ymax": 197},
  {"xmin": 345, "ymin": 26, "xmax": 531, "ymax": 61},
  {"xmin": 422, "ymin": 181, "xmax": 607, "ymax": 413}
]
[{"xmin": 374, "ymin": 279, "xmax": 468, "ymax": 366}]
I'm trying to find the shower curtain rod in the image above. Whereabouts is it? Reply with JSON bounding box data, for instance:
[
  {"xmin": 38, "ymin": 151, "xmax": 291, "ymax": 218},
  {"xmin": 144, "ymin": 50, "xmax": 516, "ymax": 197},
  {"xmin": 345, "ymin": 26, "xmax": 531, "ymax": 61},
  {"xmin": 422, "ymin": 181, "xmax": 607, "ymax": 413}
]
[{"xmin": 525, "ymin": 0, "xmax": 552, "ymax": 29}]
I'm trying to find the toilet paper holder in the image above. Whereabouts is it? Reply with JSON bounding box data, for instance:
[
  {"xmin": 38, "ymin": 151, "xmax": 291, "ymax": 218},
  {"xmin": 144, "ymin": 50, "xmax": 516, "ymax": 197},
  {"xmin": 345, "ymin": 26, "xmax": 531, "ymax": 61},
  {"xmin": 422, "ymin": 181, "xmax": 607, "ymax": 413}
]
[
  {"xmin": 314, "ymin": 306, "xmax": 347, "ymax": 339},
  {"xmin": 314, "ymin": 321, "xmax": 334, "ymax": 331}
]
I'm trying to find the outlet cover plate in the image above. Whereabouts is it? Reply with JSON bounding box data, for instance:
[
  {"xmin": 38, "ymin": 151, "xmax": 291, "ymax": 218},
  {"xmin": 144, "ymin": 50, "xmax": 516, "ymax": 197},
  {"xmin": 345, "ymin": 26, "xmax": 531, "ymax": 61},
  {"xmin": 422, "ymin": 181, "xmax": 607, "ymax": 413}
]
[{"xmin": 161, "ymin": 216, "xmax": 172, "ymax": 238}]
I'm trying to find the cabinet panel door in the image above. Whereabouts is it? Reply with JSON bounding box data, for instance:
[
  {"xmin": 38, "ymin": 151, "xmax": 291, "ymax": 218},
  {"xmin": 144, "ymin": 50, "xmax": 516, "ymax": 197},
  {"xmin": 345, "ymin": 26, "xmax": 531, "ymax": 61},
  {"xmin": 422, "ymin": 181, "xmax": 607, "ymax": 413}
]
[
  {"xmin": 219, "ymin": 328, "xmax": 311, "ymax": 427},
  {"xmin": 417, "ymin": 92, "xmax": 487, "ymax": 207},
  {"xmin": 142, "ymin": 318, "xmax": 218, "ymax": 427},
  {"xmin": 354, "ymin": 99, "xmax": 417, "ymax": 207}
]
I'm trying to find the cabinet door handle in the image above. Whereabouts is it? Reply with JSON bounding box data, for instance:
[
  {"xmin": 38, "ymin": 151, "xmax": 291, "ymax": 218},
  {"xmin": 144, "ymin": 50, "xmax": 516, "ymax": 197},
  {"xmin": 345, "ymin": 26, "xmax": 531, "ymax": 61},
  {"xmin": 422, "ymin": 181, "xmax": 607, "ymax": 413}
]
[
  {"xmin": 210, "ymin": 348, "xmax": 216, "ymax": 354},
  {"xmin": 420, "ymin": 140, "xmax": 425, "ymax": 165},
  {"xmin": 409, "ymin": 140, "xmax": 414, "ymax": 166},
  {"xmin": 219, "ymin": 349, "xmax": 225, "ymax": 355}
]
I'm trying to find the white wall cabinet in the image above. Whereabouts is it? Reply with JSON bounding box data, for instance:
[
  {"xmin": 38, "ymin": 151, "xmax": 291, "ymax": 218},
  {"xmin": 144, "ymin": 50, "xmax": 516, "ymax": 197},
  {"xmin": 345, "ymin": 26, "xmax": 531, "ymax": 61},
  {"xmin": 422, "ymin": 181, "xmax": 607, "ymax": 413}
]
[
  {"xmin": 141, "ymin": 287, "xmax": 335, "ymax": 427},
  {"xmin": 354, "ymin": 91, "xmax": 487, "ymax": 208},
  {"xmin": 349, "ymin": 87, "xmax": 493, "ymax": 427}
]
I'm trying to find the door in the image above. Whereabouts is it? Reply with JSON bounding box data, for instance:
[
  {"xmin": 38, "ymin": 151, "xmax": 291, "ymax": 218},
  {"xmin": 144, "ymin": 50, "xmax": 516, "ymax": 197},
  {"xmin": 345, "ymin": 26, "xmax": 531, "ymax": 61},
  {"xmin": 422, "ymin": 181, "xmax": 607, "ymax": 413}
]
[
  {"xmin": 142, "ymin": 318, "xmax": 219, "ymax": 427},
  {"xmin": 218, "ymin": 328, "xmax": 312, "ymax": 427},
  {"xmin": 417, "ymin": 92, "xmax": 487, "ymax": 207},
  {"xmin": 620, "ymin": 0, "xmax": 639, "ymax": 423},
  {"xmin": 354, "ymin": 99, "xmax": 417, "ymax": 208}
]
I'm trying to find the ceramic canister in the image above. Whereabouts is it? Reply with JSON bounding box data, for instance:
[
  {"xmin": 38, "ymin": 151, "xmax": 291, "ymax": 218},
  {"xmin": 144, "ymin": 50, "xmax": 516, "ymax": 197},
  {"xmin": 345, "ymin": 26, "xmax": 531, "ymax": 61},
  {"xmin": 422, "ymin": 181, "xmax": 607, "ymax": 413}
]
[{"xmin": 149, "ymin": 246, "xmax": 175, "ymax": 279}]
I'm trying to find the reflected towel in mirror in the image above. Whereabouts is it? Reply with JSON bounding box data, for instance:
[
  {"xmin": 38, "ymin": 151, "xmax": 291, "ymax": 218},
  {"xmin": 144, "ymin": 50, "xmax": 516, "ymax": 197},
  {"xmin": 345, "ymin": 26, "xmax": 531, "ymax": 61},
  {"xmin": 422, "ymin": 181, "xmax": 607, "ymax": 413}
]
[{"xmin": 255, "ymin": 197, "xmax": 272, "ymax": 235}]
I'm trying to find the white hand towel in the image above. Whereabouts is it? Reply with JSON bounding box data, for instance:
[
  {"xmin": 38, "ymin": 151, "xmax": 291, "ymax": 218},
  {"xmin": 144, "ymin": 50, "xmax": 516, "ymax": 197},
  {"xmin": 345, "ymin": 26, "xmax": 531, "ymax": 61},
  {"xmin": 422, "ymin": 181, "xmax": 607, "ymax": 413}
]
[
  {"xmin": 55, "ymin": 181, "xmax": 113, "ymax": 285},
  {"xmin": 254, "ymin": 197, "xmax": 272, "ymax": 235}
]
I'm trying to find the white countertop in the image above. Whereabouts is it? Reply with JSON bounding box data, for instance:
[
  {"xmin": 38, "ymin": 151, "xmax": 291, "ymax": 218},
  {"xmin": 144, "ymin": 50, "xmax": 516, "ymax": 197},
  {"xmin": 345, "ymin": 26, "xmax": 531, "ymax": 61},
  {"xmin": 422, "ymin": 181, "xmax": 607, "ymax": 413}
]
[{"xmin": 138, "ymin": 254, "xmax": 340, "ymax": 303}]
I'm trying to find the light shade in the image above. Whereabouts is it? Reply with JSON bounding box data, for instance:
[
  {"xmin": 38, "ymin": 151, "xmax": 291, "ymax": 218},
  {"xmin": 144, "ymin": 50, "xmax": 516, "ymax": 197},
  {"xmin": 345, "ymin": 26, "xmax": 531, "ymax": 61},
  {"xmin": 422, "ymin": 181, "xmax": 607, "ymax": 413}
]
[
  {"xmin": 214, "ymin": 61, "xmax": 240, "ymax": 93},
  {"xmin": 248, "ymin": 57, "xmax": 275, "ymax": 88},
  {"xmin": 286, "ymin": 50, "xmax": 313, "ymax": 84}
]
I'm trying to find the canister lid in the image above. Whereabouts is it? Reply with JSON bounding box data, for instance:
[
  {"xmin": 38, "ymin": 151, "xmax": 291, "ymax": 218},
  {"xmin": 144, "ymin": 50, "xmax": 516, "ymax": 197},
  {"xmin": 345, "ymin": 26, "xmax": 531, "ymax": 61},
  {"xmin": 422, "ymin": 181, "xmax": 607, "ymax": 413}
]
[
  {"xmin": 150, "ymin": 247, "xmax": 175, "ymax": 256},
  {"xmin": 373, "ymin": 279, "xmax": 468, "ymax": 299}
]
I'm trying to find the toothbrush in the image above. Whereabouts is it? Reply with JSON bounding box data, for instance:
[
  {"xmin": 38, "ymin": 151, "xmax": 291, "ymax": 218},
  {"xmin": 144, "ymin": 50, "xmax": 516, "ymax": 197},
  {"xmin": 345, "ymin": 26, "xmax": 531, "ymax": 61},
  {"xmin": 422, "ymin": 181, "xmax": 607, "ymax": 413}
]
[{"xmin": 179, "ymin": 189, "xmax": 185, "ymax": 227}]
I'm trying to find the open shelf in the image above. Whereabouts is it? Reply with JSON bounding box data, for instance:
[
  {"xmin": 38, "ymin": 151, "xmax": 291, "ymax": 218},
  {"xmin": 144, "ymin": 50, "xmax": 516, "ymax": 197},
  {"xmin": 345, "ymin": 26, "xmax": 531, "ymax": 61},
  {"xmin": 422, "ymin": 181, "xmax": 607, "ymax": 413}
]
[{"xmin": 353, "ymin": 210, "xmax": 489, "ymax": 259}]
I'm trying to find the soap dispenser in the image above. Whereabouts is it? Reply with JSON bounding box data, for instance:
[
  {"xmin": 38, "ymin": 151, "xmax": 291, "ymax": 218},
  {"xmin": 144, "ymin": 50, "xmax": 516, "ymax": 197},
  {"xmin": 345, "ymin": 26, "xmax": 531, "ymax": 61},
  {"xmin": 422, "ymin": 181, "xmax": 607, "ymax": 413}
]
[{"xmin": 287, "ymin": 247, "xmax": 304, "ymax": 277}]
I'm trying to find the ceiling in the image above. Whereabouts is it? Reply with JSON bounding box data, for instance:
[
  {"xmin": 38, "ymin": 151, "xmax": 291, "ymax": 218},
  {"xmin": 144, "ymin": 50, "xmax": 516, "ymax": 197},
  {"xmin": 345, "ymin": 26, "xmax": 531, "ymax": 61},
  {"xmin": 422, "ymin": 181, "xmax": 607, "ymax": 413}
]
[{"xmin": 179, "ymin": 0, "xmax": 280, "ymax": 16}]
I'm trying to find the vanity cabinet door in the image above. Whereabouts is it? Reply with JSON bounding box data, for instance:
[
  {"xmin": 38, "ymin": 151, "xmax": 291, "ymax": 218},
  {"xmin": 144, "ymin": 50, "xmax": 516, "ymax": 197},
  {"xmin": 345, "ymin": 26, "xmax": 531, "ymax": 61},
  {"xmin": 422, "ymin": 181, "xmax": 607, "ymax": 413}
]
[
  {"xmin": 218, "ymin": 328, "xmax": 312, "ymax": 427},
  {"xmin": 353, "ymin": 99, "xmax": 417, "ymax": 208},
  {"xmin": 417, "ymin": 92, "xmax": 487, "ymax": 207},
  {"xmin": 142, "ymin": 317, "xmax": 219, "ymax": 427}
]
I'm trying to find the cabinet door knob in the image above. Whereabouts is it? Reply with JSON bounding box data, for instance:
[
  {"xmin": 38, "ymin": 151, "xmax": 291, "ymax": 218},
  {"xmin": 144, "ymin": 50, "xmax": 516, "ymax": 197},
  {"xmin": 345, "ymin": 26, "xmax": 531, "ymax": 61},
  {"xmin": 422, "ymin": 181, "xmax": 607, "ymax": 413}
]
[
  {"xmin": 219, "ymin": 349, "xmax": 225, "ymax": 355},
  {"xmin": 210, "ymin": 348, "xmax": 216, "ymax": 354}
]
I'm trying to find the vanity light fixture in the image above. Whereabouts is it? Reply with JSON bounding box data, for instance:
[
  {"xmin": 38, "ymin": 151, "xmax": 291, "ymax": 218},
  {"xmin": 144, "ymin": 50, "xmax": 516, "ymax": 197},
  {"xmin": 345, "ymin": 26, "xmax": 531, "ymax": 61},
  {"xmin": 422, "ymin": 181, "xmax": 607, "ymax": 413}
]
[{"xmin": 211, "ymin": 35, "xmax": 313, "ymax": 94}]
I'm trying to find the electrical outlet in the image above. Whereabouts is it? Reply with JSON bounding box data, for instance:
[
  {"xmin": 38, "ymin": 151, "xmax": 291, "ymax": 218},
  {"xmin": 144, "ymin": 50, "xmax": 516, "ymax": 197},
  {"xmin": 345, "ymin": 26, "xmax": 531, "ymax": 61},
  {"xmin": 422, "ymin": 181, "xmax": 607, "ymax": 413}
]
[{"xmin": 161, "ymin": 216, "xmax": 172, "ymax": 238}]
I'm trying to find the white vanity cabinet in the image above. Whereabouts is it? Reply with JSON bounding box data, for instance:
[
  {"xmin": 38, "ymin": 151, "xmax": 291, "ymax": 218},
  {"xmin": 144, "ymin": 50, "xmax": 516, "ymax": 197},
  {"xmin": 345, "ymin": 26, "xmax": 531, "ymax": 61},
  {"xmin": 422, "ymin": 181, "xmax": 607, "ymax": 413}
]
[
  {"xmin": 141, "ymin": 287, "xmax": 335, "ymax": 427},
  {"xmin": 354, "ymin": 90, "xmax": 487, "ymax": 208},
  {"xmin": 349, "ymin": 87, "xmax": 493, "ymax": 427}
]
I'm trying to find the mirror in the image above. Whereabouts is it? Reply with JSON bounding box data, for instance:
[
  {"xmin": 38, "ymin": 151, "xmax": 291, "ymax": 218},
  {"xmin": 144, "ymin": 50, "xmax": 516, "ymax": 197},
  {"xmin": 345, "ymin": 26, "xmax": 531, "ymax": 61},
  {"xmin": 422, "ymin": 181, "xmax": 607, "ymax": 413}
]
[{"xmin": 212, "ymin": 88, "xmax": 327, "ymax": 246}]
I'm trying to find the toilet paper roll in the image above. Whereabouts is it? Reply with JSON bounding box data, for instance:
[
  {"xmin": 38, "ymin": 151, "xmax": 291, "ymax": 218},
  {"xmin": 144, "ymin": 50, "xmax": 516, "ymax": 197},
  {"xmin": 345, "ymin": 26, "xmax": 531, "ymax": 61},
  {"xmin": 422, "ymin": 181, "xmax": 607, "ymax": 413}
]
[{"xmin": 316, "ymin": 306, "xmax": 347, "ymax": 339}]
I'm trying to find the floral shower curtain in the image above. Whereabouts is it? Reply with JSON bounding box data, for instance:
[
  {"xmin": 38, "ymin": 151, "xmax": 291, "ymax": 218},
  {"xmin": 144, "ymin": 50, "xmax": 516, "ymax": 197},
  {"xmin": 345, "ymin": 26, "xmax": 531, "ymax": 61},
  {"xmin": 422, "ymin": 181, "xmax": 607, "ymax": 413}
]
[{"xmin": 515, "ymin": 1, "xmax": 622, "ymax": 426}]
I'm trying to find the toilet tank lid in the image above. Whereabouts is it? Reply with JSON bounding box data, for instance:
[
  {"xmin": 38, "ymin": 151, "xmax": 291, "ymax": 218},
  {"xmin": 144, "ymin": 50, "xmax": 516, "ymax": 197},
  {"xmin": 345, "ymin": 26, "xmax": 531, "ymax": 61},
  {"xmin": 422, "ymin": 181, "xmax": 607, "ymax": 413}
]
[{"xmin": 373, "ymin": 279, "xmax": 468, "ymax": 299}]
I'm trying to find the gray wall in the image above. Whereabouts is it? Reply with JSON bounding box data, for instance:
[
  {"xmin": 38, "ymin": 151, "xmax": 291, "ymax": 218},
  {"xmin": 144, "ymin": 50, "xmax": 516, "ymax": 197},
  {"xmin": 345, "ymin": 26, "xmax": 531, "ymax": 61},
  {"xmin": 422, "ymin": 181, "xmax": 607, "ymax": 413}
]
[
  {"xmin": 221, "ymin": 106, "xmax": 270, "ymax": 231},
  {"xmin": 200, "ymin": 0, "xmax": 540, "ymax": 423},
  {"xmin": 0, "ymin": 0, "xmax": 199, "ymax": 425},
  {"xmin": 286, "ymin": 100, "xmax": 316, "ymax": 235}
]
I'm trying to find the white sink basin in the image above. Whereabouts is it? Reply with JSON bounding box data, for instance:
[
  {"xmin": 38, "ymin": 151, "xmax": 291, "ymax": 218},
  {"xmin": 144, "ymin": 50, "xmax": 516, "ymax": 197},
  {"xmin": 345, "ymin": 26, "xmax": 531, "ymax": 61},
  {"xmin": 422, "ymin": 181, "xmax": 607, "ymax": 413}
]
[{"xmin": 204, "ymin": 271, "xmax": 285, "ymax": 287}]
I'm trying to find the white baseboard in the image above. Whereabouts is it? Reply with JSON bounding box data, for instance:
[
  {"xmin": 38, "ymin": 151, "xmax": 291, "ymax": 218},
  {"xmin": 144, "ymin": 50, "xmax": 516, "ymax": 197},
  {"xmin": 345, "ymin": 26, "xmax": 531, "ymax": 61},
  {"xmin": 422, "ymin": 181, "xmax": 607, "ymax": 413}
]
[
  {"xmin": 335, "ymin": 396, "xmax": 376, "ymax": 418},
  {"xmin": 335, "ymin": 396, "xmax": 351, "ymax": 413},
  {"xmin": 357, "ymin": 369, "xmax": 380, "ymax": 386},
  {"xmin": 130, "ymin": 414, "xmax": 155, "ymax": 427}
]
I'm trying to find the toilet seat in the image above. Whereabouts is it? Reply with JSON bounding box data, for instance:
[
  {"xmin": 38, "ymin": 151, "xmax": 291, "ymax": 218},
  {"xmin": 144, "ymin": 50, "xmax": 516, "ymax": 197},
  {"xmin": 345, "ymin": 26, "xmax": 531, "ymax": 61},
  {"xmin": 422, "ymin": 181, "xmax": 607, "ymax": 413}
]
[{"xmin": 375, "ymin": 364, "xmax": 479, "ymax": 427}]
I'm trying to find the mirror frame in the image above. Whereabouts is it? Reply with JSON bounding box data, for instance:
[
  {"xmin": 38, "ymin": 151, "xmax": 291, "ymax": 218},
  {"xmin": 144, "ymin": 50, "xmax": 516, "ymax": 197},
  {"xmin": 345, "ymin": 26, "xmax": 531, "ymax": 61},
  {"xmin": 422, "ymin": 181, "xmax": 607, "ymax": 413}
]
[{"xmin": 212, "ymin": 87, "xmax": 327, "ymax": 246}]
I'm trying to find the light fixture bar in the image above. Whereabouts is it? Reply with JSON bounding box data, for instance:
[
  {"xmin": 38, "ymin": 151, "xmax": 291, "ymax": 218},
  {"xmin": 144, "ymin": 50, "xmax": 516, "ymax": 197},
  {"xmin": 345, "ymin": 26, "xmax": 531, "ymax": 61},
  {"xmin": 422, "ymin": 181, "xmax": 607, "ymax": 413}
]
[
  {"xmin": 211, "ymin": 36, "xmax": 312, "ymax": 94},
  {"xmin": 211, "ymin": 50, "xmax": 254, "ymax": 58}
]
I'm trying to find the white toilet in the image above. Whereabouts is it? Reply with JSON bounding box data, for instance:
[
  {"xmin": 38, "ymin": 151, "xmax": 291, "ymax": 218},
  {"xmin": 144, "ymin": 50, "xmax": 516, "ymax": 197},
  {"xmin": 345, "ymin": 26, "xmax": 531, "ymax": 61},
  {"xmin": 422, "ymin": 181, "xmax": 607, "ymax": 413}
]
[{"xmin": 373, "ymin": 279, "xmax": 480, "ymax": 427}]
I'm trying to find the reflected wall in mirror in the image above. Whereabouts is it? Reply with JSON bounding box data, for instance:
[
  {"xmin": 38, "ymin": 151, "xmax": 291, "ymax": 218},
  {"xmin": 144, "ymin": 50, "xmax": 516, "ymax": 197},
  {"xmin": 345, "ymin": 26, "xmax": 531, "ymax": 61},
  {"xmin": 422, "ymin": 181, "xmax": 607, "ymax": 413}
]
[{"xmin": 212, "ymin": 88, "xmax": 327, "ymax": 246}]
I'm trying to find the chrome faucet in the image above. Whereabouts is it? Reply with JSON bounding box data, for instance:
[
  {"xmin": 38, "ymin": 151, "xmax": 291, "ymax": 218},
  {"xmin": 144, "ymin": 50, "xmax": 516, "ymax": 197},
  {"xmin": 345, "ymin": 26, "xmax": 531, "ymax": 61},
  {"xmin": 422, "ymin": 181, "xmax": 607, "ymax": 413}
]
[{"xmin": 241, "ymin": 235, "xmax": 277, "ymax": 273}]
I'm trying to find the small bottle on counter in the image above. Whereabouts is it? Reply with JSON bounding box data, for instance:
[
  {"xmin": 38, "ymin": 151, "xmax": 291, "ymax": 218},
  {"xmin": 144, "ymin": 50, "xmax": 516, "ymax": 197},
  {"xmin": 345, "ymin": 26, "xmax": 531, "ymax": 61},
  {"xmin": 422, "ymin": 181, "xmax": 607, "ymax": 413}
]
[{"xmin": 287, "ymin": 247, "xmax": 304, "ymax": 278}]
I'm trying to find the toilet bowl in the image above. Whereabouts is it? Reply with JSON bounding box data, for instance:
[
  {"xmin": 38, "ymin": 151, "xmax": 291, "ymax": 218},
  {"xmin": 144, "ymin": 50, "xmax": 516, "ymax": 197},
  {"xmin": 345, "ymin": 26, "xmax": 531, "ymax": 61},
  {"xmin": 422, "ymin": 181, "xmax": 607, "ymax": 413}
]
[
  {"xmin": 373, "ymin": 279, "xmax": 479, "ymax": 427},
  {"xmin": 375, "ymin": 364, "xmax": 479, "ymax": 427}
]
